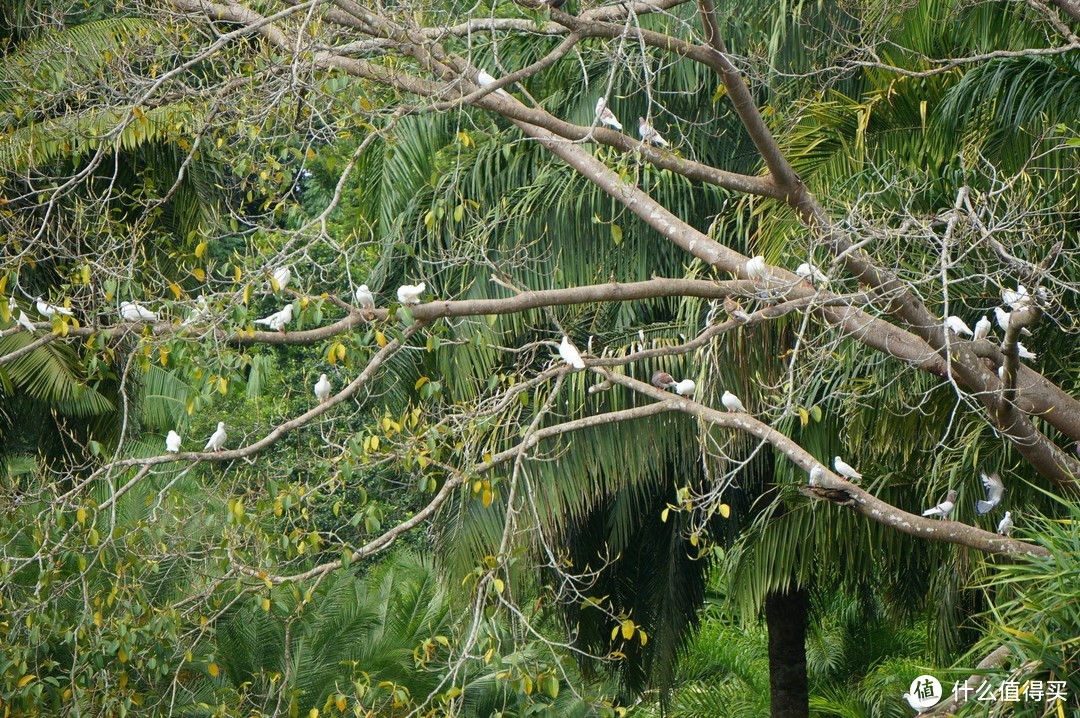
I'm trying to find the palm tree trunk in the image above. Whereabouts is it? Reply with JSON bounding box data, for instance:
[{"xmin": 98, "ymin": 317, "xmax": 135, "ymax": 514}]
[{"xmin": 765, "ymin": 587, "xmax": 809, "ymax": 718}]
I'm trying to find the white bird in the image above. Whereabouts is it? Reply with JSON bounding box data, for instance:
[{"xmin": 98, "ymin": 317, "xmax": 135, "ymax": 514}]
[
  {"xmin": 945, "ymin": 315, "xmax": 973, "ymax": 337},
  {"xmin": 721, "ymin": 390, "xmax": 746, "ymax": 412},
  {"xmin": 796, "ymin": 262, "xmax": 827, "ymax": 284},
  {"xmin": 674, "ymin": 379, "xmax": 696, "ymax": 396},
  {"xmin": 922, "ymin": 489, "xmax": 957, "ymax": 520},
  {"xmin": 314, "ymin": 373, "xmax": 332, "ymax": 403},
  {"xmin": 745, "ymin": 256, "xmax": 767, "ymax": 281},
  {"xmin": 975, "ymin": 471, "xmax": 1005, "ymax": 515},
  {"xmin": 271, "ymin": 266, "xmax": 291, "ymax": 292},
  {"xmin": 183, "ymin": 294, "xmax": 211, "ymax": 325},
  {"xmin": 14, "ymin": 308, "xmax": 36, "ymax": 332},
  {"xmin": 36, "ymin": 297, "xmax": 73, "ymax": 317},
  {"xmin": 165, "ymin": 430, "xmax": 182, "ymax": 453},
  {"xmin": 997, "ymin": 511, "xmax": 1013, "ymax": 537},
  {"xmin": 973, "ymin": 315, "xmax": 991, "ymax": 341},
  {"xmin": 559, "ymin": 336, "xmax": 585, "ymax": 370},
  {"xmin": 120, "ymin": 301, "xmax": 158, "ymax": 323},
  {"xmin": 809, "ymin": 465, "xmax": 826, "ymax": 486},
  {"xmin": 1002, "ymin": 284, "xmax": 1030, "ymax": 311},
  {"xmin": 1016, "ymin": 342, "xmax": 1036, "ymax": 360},
  {"xmin": 204, "ymin": 422, "xmax": 227, "ymax": 452},
  {"xmin": 397, "ymin": 282, "xmax": 426, "ymax": 305},
  {"xmin": 994, "ymin": 307, "xmax": 1032, "ymax": 336},
  {"xmin": 8, "ymin": 298, "xmax": 36, "ymax": 332},
  {"xmin": 476, "ymin": 69, "xmax": 510, "ymax": 97},
  {"xmin": 903, "ymin": 691, "xmax": 926, "ymax": 714},
  {"xmin": 254, "ymin": 303, "xmax": 294, "ymax": 333},
  {"xmin": 638, "ymin": 117, "xmax": 669, "ymax": 147},
  {"xmin": 355, "ymin": 284, "xmax": 375, "ymax": 311},
  {"xmin": 595, "ymin": 97, "xmax": 623, "ymax": 130},
  {"xmin": 833, "ymin": 456, "xmax": 862, "ymax": 482}
]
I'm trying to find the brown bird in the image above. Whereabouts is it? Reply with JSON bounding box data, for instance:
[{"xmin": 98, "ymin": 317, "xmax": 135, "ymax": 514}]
[
  {"xmin": 724, "ymin": 296, "xmax": 750, "ymax": 323},
  {"xmin": 651, "ymin": 370, "xmax": 677, "ymax": 389}
]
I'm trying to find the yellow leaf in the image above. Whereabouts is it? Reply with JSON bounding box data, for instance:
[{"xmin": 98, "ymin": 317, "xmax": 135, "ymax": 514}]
[
  {"xmin": 195, "ymin": 241, "xmax": 207, "ymax": 259},
  {"xmin": 375, "ymin": 330, "xmax": 387, "ymax": 348},
  {"xmin": 17, "ymin": 674, "xmax": 35, "ymax": 688},
  {"xmin": 481, "ymin": 488, "xmax": 493, "ymax": 507},
  {"xmin": 493, "ymin": 578, "xmax": 504, "ymax": 594},
  {"xmin": 193, "ymin": 267, "xmax": 206, "ymax": 282},
  {"xmin": 217, "ymin": 376, "xmax": 228, "ymax": 395},
  {"xmin": 168, "ymin": 282, "xmax": 182, "ymax": 299},
  {"xmin": 208, "ymin": 663, "xmax": 219, "ymax": 677},
  {"xmin": 77, "ymin": 508, "xmax": 87, "ymax": 524},
  {"xmin": 118, "ymin": 647, "xmax": 128, "ymax": 663},
  {"xmin": 336, "ymin": 344, "xmax": 346, "ymax": 361},
  {"xmin": 414, "ymin": 376, "xmax": 429, "ymax": 391},
  {"xmin": 620, "ymin": 620, "xmax": 635, "ymax": 640},
  {"xmin": 639, "ymin": 630, "xmax": 648, "ymax": 646},
  {"xmin": 327, "ymin": 343, "xmax": 338, "ymax": 365},
  {"xmin": 243, "ymin": 284, "xmax": 252, "ymax": 305},
  {"xmin": 262, "ymin": 598, "xmax": 271, "ymax": 612},
  {"xmin": 93, "ymin": 611, "xmax": 102, "ymax": 627},
  {"xmin": 660, "ymin": 508, "xmax": 669, "ymax": 523},
  {"xmin": 719, "ymin": 504, "xmax": 731, "ymax": 519},
  {"xmin": 611, "ymin": 625, "xmax": 619, "ymax": 641},
  {"xmin": 159, "ymin": 348, "xmax": 169, "ymax": 366},
  {"xmin": 335, "ymin": 695, "xmax": 347, "ymax": 711},
  {"xmin": 798, "ymin": 407, "xmax": 809, "ymax": 427},
  {"xmin": 0, "ymin": 275, "xmax": 6, "ymax": 294},
  {"xmin": 234, "ymin": 266, "xmax": 242, "ymax": 283},
  {"xmin": 370, "ymin": 435, "xmax": 379, "ymax": 451}
]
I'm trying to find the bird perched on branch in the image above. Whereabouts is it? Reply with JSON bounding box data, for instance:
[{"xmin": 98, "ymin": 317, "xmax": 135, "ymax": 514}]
[
  {"xmin": 314, "ymin": 373, "xmax": 332, "ymax": 404},
  {"xmin": 595, "ymin": 97, "xmax": 622, "ymax": 130},
  {"xmin": 559, "ymin": 336, "xmax": 585, "ymax": 369},
  {"xmin": 945, "ymin": 315, "xmax": 973, "ymax": 337},
  {"xmin": 922, "ymin": 490, "xmax": 957, "ymax": 520},
  {"xmin": 8, "ymin": 298, "xmax": 36, "ymax": 332},
  {"xmin": 165, "ymin": 430, "xmax": 181, "ymax": 453},
  {"xmin": 994, "ymin": 307, "xmax": 1032, "ymax": 336},
  {"xmin": 1015, "ymin": 342, "xmax": 1036, "ymax": 360},
  {"xmin": 204, "ymin": 422, "xmax": 227, "ymax": 452},
  {"xmin": 833, "ymin": 456, "xmax": 862, "ymax": 483},
  {"xmin": 972, "ymin": 315, "xmax": 991, "ymax": 341},
  {"xmin": 724, "ymin": 296, "xmax": 751, "ymax": 323},
  {"xmin": 397, "ymin": 282, "xmax": 426, "ymax": 305},
  {"xmin": 36, "ymin": 297, "xmax": 73, "ymax": 317},
  {"xmin": 809, "ymin": 465, "xmax": 826, "ymax": 486},
  {"xmin": 355, "ymin": 285, "xmax": 375, "ymax": 313},
  {"xmin": 796, "ymin": 262, "xmax": 827, "ymax": 284},
  {"xmin": 997, "ymin": 511, "xmax": 1013, "ymax": 536},
  {"xmin": 744, "ymin": 256, "xmax": 767, "ymax": 281},
  {"xmin": 254, "ymin": 304, "xmax": 293, "ymax": 333},
  {"xmin": 638, "ymin": 117, "xmax": 668, "ymax": 147},
  {"xmin": 674, "ymin": 379, "xmax": 695, "ymax": 396},
  {"xmin": 271, "ymin": 267, "xmax": 291, "ymax": 292},
  {"xmin": 651, "ymin": 370, "xmax": 677, "ymax": 389},
  {"xmin": 476, "ymin": 70, "xmax": 510, "ymax": 97},
  {"xmin": 183, "ymin": 295, "xmax": 211, "ymax": 326},
  {"xmin": 120, "ymin": 301, "xmax": 158, "ymax": 323},
  {"xmin": 1002, "ymin": 284, "xmax": 1031, "ymax": 311},
  {"xmin": 721, "ymin": 390, "xmax": 745, "ymax": 412}
]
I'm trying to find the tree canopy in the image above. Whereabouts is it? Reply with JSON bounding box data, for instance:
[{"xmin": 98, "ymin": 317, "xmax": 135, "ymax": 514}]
[{"xmin": 1, "ymin": 0, "xmax": 1078, "ymax": 715}]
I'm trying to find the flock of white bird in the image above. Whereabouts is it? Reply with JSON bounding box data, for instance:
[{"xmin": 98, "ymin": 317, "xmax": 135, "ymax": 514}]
[{"xmin": 5, "ymin": 251, "xmax": 1038, "ymax": 540}]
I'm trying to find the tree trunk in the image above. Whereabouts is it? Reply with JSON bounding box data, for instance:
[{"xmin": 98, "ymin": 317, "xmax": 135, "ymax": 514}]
[{"xmin": 765, "ymin": 587, "xmax": 809, "ymax": 718}]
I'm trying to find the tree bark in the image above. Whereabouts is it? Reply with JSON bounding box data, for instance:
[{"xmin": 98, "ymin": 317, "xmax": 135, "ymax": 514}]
[{"xmin": 766, "ymin": 587, "xmax": 810, "ymax": 718}]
